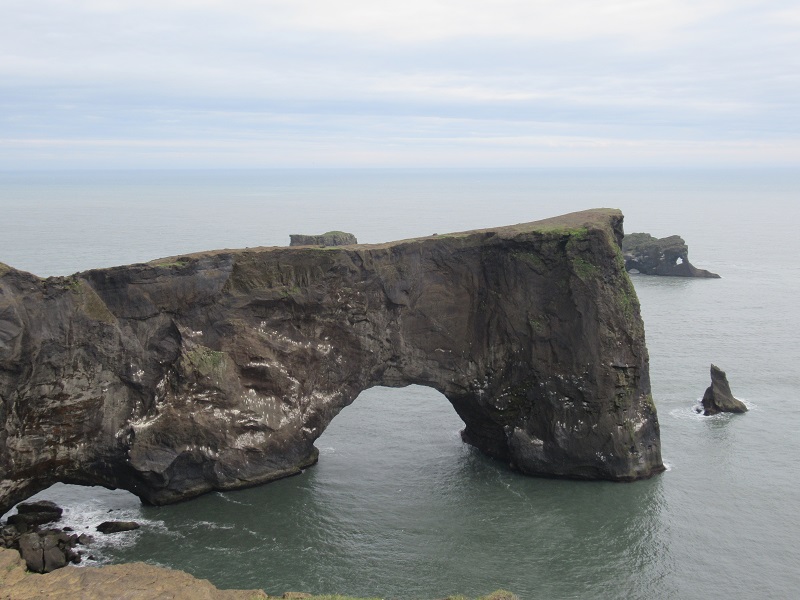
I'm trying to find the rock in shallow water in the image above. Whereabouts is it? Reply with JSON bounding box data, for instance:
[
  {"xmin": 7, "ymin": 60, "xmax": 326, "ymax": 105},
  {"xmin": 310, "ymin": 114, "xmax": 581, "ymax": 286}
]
[
  {"xmin": 96, "ymin": 521, "xmax": 141, "ymax": 534},
  {"xmin": 0, "ymin": 209, "xmax": 663, "ymax": 514},
  {"xmin": 6, "ymin": 500, "xmax": 63, "ymax": 532}
]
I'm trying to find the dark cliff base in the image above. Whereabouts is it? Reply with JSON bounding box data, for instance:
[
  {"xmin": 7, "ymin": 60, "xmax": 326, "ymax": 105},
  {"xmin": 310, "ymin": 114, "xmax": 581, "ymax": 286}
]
[{"xmin": 0, "ymin": 209, "xmax": 663, "ymax": 513}]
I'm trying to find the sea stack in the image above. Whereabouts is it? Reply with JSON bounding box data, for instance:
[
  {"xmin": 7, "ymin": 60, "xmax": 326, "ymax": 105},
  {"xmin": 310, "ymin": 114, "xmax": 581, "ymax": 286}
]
[{"xmin": 701, "ymin": 364, "xmax": 748, "ymax": 415}]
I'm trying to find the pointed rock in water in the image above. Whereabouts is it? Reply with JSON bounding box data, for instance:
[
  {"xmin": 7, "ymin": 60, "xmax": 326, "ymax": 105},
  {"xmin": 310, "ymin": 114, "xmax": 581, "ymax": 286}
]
[{"xmin": 701, "ymin": 364, "xmax": 748, "ymax": 415}]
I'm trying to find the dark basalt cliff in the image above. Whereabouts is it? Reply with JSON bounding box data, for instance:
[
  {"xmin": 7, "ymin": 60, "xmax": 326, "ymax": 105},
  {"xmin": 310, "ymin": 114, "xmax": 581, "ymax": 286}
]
[
  {"xmin": 622, "ymin": 233, "xmax": 720, "ymax": 278},
  {"xmin": 0, "ymin": 209, "xmax": 663, "ymax": 513}
]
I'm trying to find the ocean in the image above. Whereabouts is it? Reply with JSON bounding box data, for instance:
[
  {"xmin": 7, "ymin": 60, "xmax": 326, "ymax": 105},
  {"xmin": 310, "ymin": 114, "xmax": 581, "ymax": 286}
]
[{"xmin": 1, "ymin": 169, "xmax": 799, "ymax": 599}]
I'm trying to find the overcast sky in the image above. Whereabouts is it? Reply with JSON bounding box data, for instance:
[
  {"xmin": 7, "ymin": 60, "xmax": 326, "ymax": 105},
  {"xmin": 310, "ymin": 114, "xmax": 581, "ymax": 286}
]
[{"xmin": 2, "ymin": 0, "xmax": 799, "ymax": 168}]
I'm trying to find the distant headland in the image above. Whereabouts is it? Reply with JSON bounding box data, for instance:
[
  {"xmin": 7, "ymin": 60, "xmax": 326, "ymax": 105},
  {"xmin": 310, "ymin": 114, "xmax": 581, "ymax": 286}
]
[{"xmin": 623, "ymin": 232, "xmax": 720, "ymax": 278}]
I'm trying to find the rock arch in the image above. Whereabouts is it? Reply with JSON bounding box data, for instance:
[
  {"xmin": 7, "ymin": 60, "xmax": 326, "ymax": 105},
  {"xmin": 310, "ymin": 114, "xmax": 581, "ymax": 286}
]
[{"xmin": 0, "ymin": 209, "xmax": 663, "ymax": 513}]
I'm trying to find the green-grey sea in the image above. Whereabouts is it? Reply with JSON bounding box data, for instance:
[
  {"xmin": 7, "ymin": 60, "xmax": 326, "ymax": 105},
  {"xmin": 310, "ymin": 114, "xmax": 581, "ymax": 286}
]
[{"xmin": 2, "ymin": 169, "xmax": 799, "ymax": 599}]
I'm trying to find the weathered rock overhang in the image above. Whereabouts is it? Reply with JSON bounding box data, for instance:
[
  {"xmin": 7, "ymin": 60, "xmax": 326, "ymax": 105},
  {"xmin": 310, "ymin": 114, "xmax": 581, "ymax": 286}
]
[{"xmin": 0, "ymin": 209, "xmax": 663, "ymax": 513}]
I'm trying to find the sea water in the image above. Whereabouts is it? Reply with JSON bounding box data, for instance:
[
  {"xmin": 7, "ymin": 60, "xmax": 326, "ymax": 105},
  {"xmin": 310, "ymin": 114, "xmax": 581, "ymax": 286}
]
[{"xmin": 1, "ymin": 169, "xmax": 799, "ymax": 599}]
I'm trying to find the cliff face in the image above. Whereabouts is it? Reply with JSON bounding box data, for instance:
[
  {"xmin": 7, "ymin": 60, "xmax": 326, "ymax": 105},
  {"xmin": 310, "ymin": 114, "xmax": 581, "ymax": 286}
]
[{"xmin": 0, "ymin": 209, "xmax": 663, "ymax": 513}]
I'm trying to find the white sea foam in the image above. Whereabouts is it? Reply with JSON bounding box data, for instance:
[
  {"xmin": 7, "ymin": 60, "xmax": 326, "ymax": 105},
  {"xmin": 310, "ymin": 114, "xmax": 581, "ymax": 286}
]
[
  {"xmin": 214, "ymin": 492, "xmax": 252, "ymax": 506},
  {"xmin": 5, "ymin": 483, "xmax": 173, "ymax": 566}
]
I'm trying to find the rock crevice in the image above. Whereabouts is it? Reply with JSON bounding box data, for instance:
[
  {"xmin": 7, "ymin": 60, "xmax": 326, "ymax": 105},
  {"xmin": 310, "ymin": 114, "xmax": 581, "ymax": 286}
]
[{"xmin": 0, "ymin": 209, "xmax": 663, "ymax": 512}]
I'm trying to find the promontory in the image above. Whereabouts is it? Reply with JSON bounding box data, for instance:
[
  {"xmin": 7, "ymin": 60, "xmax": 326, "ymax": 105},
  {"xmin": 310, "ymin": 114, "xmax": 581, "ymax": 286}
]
[{"xmin": 0, "ymin": 209, "xmax": 663, "ymax": 513}]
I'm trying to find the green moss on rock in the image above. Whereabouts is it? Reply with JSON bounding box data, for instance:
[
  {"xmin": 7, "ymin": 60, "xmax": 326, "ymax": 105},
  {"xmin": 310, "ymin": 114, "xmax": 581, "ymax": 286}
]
[
  {"xmin": 78, "ymin": 281, "xmax": 116, "ymax": 323},
  {"xmin": 572, "ymin": 256, "xmax": 599, "ymax": 280},
  {"xmin": 152, "ymin": 257, "xmax": 190, "ymax": 268},
  {"xmin": 185, "ymin": 346, "xmax": 229, "ymax": 378}
]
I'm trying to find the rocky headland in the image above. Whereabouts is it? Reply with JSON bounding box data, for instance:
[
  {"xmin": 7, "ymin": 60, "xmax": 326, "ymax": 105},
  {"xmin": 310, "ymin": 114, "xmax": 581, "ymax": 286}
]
[
  {"xmin": 622, "ymin": 232, "xmax": 720, "ymax": 278},
  {"xmin": 0, "ymin": 209, "xmax": 663, "ymax": 515}
]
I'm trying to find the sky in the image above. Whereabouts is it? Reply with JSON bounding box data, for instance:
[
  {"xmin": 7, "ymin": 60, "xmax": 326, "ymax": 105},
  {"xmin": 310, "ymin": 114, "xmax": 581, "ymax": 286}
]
[{"xmin": 1, "ymin": 0, "xmax": 799, "ymax": 168}]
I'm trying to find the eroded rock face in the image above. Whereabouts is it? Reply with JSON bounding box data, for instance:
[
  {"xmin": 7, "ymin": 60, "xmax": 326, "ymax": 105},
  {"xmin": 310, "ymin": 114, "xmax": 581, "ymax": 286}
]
[
  {"xmin": 622, "ymin": 233, "xmax": 720, "ymax": 278},
  {"xmin": 701, "ymin": 364, "xmax": 747, "ymax": 415},
  {"xmin": 0, "ymin": 209, "xmax": 663, "ymax": 513}
]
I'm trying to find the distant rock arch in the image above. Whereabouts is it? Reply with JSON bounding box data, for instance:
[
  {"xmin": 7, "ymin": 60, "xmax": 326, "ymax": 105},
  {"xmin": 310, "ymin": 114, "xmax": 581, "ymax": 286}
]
[
  {"xmin": 622, "ymin": 232, "xmax": 720, "ymax": 278},
  {"xmin": 0, "ymin": 209, "xmax": 663, "ymax": 513}
]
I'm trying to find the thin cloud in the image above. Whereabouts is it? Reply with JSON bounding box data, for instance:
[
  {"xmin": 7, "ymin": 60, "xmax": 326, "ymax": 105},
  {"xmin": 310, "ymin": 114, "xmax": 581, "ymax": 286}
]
[{"xmin": 0, "ymin": 0, "xmax": 798, "ymax": 167}]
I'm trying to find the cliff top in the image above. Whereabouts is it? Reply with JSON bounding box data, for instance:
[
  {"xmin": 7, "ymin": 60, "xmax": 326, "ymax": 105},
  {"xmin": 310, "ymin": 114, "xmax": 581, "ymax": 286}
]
[
  {"xmin": 0, "ymin": 209, "xmax": 622, "ymax": 280},
  {"xmin": 155, "ymin": 207, "xmax": 622, "ymax": 260}
]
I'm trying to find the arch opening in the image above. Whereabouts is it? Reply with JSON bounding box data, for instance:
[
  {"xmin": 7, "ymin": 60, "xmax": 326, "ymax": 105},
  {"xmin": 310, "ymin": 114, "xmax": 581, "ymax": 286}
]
[{"xmin": 315, "ymin": 385, "xmax": 468, "ymax": 471}]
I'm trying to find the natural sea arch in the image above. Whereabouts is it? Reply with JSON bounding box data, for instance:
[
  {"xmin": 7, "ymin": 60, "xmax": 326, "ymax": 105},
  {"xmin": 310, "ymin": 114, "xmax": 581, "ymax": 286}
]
[{"xmin": 0, "ymin": 209, "xmax": 663, "ymax": 513}]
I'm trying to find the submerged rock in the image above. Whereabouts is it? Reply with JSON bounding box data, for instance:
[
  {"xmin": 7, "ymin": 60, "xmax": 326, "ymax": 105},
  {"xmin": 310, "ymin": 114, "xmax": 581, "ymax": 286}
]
[
  {"xmin": 622, "ymin": 233, "xmax": 720, "ymax": 278},
  {"xmin": 289, "ymin": 231, "xmax": 357, "ymax": 247},
  {"xmin": 701, "ymin": 364, "xmax": 748, "ymax": 415},
  {"xmin": 0, "ymin": 209, "xmax": 663, "ymax": 514}
]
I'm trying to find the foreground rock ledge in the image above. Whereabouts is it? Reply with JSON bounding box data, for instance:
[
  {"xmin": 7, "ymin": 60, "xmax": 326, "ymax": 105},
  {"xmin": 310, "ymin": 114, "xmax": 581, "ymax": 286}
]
[
  {"xmin": 0, "ymin": 548, "xmax": 515, "ymax": 600},
  {"xmin": 0, "ymin": 547, "xmax": 266, "ymax": 599},
  {"xmin": 0, "ymin": 209, "xmax": 663, "ymax": 512}
]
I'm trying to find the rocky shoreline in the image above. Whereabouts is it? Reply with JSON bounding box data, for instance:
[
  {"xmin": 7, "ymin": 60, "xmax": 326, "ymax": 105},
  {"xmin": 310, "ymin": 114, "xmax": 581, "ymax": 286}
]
[{"xmin": 1, "ymin": 497, "xmax": 153, "ymax": 577}]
